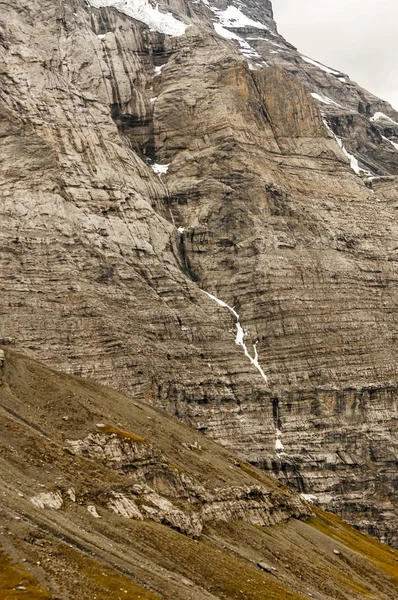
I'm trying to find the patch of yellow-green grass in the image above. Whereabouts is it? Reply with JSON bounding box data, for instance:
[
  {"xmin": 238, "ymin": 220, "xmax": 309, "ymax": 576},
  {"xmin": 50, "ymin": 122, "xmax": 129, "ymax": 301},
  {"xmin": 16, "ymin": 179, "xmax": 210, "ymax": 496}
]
[
  {"xmin": 60, "ymin": 547, "xmax": 163, "ymax": 600},
  {"xmin": 122, "ymin": 520, "xmax": 307, "ymax": 600},
  {"xmin": 309, "ymin": 508, "xmax": 398, "ymax": 583},
  {"xmin": 100, "ymin": 425, "xmax": 149, "ymax": 445},
  {"xmin": 0, "ymin": 550, "xmax": 52, "ymax": 600}
]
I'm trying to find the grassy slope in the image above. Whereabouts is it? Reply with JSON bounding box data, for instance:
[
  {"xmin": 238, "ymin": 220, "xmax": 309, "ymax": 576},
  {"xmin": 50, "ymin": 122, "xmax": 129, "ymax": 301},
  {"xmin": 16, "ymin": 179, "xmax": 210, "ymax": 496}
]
[{"xmin": 0, "ymin": 348, "xmax": 397, "ymax": 600}]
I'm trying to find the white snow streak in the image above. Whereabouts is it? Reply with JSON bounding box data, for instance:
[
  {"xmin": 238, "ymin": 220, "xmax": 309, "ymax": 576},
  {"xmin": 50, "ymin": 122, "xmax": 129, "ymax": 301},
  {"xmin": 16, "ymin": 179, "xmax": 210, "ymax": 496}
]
[
  {"xmin": 203, "ymin": 291, "xmax": 267, "ymax": 384},
  {"xmin": 371, "ymin": 112, "xmax": 398, "ymax": 126},
  {"xmin": 213, "ymin": 24, "xmax": 262, "ymax": 62},
  {"xmin": 311, "ymin": 93, "xmax": 341, "ymax": 107},
  {"xmin": 322, "ymin": 118, "xmax": 371, "ymax": 176},
  {"xmin": 382, "ymin": 135, "xmax": 398, "ymax": 150},
  {"xmin": 212, "ymin": 6, "xmax": 268, "ymax": 30},
  {"xmin": 301, "ymin": 55, "xmax": 340, "ymax": 76},
  {"xmin": 88, "ymin": 0, "xmax": 187, "ymax": 37},
  {"xmin": 203, "ymin": 290, "xmax": 290, "ymax": 454},
  {"xmin": 335, "ymin": 137, "xmax": 371, "ymax": 176}
]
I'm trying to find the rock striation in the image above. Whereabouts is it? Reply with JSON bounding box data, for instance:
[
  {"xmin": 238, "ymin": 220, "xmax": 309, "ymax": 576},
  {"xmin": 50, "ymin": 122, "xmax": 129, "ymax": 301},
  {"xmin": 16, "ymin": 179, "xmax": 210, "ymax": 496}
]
[{"xmin": 0, "ymin": 0, "xmax": 397, "ymax": 547}]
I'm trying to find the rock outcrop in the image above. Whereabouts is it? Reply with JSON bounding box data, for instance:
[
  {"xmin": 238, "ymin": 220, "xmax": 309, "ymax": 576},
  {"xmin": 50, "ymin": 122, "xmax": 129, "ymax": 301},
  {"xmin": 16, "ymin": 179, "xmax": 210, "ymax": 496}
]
[
  {"xmin": 0, "ymin": 348, "xmax": 397, "ymax": 599},
  {"xmin": 0, "ymin": 0, "xmax": 397, "ymax": 547}
]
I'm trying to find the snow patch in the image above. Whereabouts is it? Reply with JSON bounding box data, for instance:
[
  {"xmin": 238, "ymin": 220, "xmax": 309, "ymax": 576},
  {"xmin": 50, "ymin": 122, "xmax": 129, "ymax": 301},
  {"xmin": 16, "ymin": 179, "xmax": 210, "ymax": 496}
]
[
  {"xmin": 88, "ymin": 0, "xmax": 188, "ymax": 37},
  {"xmin": 371, "ymin": 112, "xmax": 398, "ymax": 126},
  {"xmin": 311, "ymin": 93, "xmax": 340, "ymax": 107},
  {"xmin": 213, "ymin": 23, "xmax": 262, "ymax": 61},
  {"xmin": 382, "ymin": 135, "xmax": 398, "ymax": 150},
  {"xmin": 336, "ymin": 138, "xmax": 371, "ymax": 176},
  {"xmin": 151, "ymin": 163, "xmax": 170, "ymax": 175},
  {"xmin": 212, "ymin": 5, "xmax": 268, "ymax": 30},
  {"xmin": 301, "ymin": 55, "xmax": 340, "ymax": 76}
]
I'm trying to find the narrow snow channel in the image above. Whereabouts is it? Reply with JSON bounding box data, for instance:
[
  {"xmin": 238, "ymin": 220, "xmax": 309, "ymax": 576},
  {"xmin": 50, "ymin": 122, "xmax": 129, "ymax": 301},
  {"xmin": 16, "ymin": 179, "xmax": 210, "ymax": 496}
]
[
  {"xmin": 322, "ymin": 118, "xmax": 372, "ymax": 176},
  {"xmin": 203, "ymin": 291, "xmax": 285, "ymax": 453},
  {"xmin": 203, "ymin": 291, "xmax": 268, "ymax": 384}
]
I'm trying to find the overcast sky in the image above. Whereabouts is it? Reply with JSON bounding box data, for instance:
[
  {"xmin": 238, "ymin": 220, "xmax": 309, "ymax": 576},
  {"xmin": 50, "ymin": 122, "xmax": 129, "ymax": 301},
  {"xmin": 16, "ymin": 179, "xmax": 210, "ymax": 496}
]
[{"xmin": 272, "ymin": 0, "xmax": 398, "ymax": 110}]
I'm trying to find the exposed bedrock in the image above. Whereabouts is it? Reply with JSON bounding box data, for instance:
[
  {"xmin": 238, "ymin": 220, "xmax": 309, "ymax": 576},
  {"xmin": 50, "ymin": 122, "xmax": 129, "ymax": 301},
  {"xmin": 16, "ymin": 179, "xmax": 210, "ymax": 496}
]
[{"xmin": 0, "ymin": 0, "xmax": 397, "ymax": 546}]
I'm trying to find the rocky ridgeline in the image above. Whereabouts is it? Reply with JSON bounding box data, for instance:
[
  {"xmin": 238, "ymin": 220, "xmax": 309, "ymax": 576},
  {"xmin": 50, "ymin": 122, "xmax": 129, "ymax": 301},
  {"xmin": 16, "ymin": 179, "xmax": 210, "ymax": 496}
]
[{"xmin": 0, "ymin": 0, "xmax": 397, "ymax": 546}]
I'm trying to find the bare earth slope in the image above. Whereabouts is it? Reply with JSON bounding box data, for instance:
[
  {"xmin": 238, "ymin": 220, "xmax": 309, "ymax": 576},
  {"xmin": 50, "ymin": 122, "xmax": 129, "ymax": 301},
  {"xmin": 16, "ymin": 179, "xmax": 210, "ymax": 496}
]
[
  {"xmin": 0, "ymin": 0, "xmax": 397, "ymax": 546},
  {"xmin": 0, "ymin": 348, "xmax": 397, "ymax": 600}
]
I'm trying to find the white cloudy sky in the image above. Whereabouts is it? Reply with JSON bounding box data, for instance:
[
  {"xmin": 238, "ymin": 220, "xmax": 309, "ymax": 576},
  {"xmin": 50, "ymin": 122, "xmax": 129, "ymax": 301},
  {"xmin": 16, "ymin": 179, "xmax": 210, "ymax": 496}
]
[{"xmin": 272, "ymin": 0, "xmax": 398, "ymax": 110}]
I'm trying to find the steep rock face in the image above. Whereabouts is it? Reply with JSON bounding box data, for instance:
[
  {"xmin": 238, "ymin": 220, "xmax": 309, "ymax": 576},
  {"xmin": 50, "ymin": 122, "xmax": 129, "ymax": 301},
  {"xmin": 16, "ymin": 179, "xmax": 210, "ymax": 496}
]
[
  {"xmin": 0, "ymin": 0, "xmax": 397, "ymax": 547},
  {"xmin": 209, "ymin": 0, "xmax": 398, "ymax": 175}
]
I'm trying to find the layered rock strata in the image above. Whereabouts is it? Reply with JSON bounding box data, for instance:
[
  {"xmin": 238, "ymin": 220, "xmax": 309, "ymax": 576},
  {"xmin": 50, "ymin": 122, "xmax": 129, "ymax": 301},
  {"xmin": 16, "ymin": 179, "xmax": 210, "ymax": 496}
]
[{"xmin": 0, "ymin": 0, "xmax": 397, "ymax": 546}]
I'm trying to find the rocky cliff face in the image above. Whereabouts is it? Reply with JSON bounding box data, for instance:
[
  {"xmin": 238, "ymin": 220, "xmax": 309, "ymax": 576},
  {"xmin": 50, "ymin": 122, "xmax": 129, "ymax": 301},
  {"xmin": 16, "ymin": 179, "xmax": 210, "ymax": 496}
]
[{"xmin": 0, "ymin": 0, "xmax": 397, "ymax": 548}]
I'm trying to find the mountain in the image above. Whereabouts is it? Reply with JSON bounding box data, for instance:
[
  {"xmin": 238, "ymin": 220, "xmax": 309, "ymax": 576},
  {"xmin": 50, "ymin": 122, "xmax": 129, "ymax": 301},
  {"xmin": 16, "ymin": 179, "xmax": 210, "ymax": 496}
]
[
  {"xmin": 0, "ymin": 0, "xmax": 397, "ymax": 549},
  {"xmin": 0, "ymin": 347, "xmax": 397, "ymax": 599}
]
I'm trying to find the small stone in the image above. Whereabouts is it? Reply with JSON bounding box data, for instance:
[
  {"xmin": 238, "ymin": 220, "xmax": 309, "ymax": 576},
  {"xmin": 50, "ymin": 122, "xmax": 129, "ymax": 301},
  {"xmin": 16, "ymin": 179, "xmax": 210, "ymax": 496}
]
[
  {"xmin": 333, "ymin": 549, "xmax": 341, "ymax": 556},
  {"xmin": 257, "ymin": 562, "xmax": 275, "ymax": 574}
]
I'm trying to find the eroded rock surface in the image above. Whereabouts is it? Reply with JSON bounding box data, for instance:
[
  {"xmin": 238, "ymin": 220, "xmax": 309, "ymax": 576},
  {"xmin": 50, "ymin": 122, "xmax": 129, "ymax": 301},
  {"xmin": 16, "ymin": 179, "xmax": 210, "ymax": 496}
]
[
  {"xmin": 0, "ymin": 349, "xmax": 397, "ymax": 600},
  {"xmin": 0, "ymin": 0, "xmax": 397, "ymax": 546}
]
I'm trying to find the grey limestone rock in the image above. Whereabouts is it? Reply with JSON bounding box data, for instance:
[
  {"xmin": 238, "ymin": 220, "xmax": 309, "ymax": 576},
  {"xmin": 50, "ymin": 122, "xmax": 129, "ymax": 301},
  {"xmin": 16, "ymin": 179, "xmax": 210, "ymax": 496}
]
[{"xmin": 0, "ymin": 0, "xmax": 397, "ymax": 547}]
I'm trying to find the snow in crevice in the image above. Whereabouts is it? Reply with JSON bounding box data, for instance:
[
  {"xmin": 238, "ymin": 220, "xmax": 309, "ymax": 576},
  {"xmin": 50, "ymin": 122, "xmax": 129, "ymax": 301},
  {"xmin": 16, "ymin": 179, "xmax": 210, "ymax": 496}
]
[
  {"xmin": 87, "ymin": 0, "xmax": 188, "ymax": 37},
  {"xmin": 211, "ymin": 5, "xmax": 269, "ymax": 65},
  {"xmin": 301, "ymin": 55, "xmax": 340, "ymax": 76},
  {"xmin": 322, "ymin": 118, "xmax": 372, "ymax": 176},
  {"xmin": 335, "ymin": 138, "xmax": 371, "ymax": 176},
  {"xmin": 311, "ymin": 92, "xmax": 341, "ymax": 107},
  {"xmin": 203, "ymin": 291, "xmax": 286, "ymax": 453},
  {"xmin": 370, "ymin": 112, "xmax": 398, "ymax": 126},
  {"xmin": 151, "ymin": 163, "xmax": 170, "ymax": 175},
  {"xmin": 203, "ymin": 291, "xmax": 267, "ymax": 384},
  {"xmin": 212, "ymin": 5, "xmax": 268, "ymax": 30},
  {"xmin": 213, "ymin": 23, "xmax": 263, "ymax": 63},
  {"xmin": 382, "ymin": 135, "xmax": 398, "ymax": 151},
  {"xmin": 273, "ymin": 398, "xmax": 285, "ymax": 454}
]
